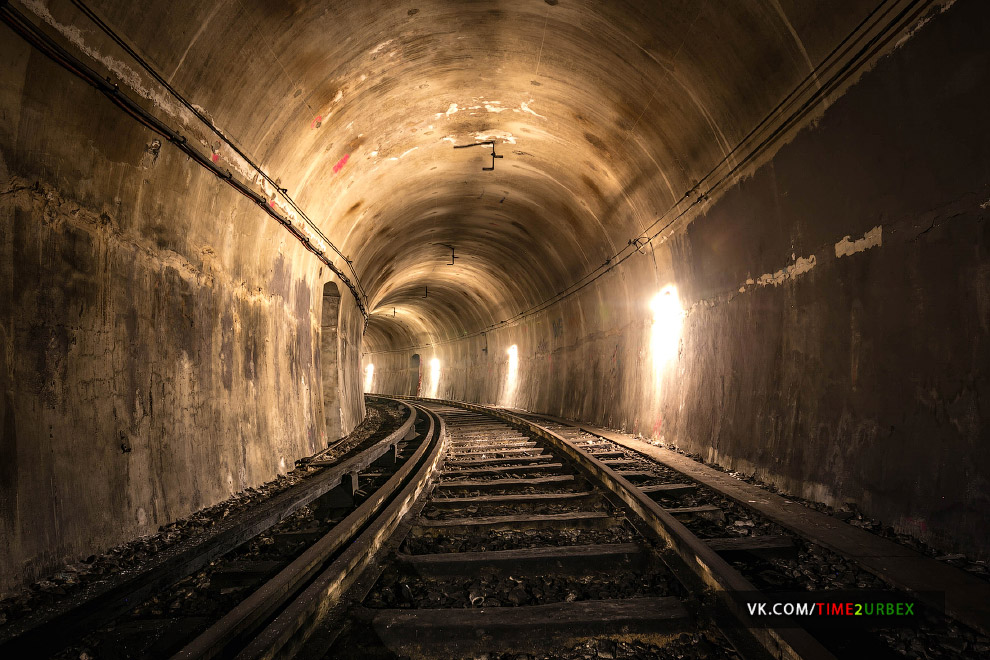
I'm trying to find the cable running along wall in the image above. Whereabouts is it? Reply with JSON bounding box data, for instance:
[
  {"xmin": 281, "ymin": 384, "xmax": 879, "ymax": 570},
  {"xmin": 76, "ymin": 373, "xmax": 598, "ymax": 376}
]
[
  {"xmin": 0, "ymin": 1, "xmax": 370, "ymax": 325},
  {"xmin": 364, "ymin": 0, "xmax": 939, "ymax": 354}
]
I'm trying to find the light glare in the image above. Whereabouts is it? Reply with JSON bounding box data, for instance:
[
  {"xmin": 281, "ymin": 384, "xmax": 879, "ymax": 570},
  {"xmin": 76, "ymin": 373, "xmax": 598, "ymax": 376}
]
[
  {"xmin": 428, "ymin": 357, "xmax": 440, "ymax": 397},
  {"xmin": 363, "ymin": 363, "xmax": 374, "ymax": 392},
  {"xmin": 504, "ymin": 344, "xmax": 519, "ymax": 406},
  {"xmin": 650, "ymin": 286, "xmax": 684, "ymax": 381}
]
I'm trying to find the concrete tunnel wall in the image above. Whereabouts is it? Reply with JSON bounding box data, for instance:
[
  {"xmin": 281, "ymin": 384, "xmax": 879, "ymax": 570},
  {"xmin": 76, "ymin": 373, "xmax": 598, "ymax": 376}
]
[
  {"xmin": 0, "ymin": 24, "xmax": 366, "ymax": 594},
  {"xmin": 364, "ymin": 0, "xmax": 990, "ymax": 560},
  {"xmin": 1, "ymin": 0, "xmax": 988, "ymax": 596}
]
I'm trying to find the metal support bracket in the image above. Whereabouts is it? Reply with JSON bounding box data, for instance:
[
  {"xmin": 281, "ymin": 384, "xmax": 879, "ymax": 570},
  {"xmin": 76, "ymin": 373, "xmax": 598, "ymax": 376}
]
[{"xmin": 453, "ymin": 140, "xmax": 503, "ymax": 171}]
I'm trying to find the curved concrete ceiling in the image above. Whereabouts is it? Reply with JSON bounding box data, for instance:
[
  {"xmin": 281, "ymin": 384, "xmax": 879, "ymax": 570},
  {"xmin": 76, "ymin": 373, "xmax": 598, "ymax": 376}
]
[{"xmin": 86, "ymin": 0, "xmax": 876, "ymax": 351}]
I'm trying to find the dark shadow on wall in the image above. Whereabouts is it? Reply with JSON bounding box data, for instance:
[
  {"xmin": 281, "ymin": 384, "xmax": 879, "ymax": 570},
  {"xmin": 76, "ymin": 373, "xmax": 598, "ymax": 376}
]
[{"xmin": 321, "ymin": 282, "xmax": 342, "ymax": 443}]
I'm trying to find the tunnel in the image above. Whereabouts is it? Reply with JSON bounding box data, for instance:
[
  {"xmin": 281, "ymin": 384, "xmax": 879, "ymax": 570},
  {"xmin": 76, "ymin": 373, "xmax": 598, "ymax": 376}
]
[{"xmin": 1, "ymin": 0, "xmax": 989, "ymax": 658}]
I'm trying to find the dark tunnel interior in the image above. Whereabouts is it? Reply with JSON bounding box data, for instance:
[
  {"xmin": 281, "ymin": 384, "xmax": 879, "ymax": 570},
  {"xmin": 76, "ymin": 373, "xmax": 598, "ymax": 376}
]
[{"xmin": 0, "ymin": 0, "xmax": 988, "ymax": 657}]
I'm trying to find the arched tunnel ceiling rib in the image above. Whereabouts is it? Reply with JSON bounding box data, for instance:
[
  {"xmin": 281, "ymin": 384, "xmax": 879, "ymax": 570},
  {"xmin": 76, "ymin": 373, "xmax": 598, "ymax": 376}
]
[{"xmin": 28, "ymin": 0, "xmax": 883, "ymax": 352}]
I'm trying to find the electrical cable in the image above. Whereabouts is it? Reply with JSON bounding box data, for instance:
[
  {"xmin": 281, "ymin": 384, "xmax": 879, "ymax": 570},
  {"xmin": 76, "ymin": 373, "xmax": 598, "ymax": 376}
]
[
  {"xmin": 66, "ymin": 0, "xmax": 369, "ymax": 310},
  {"xmin": 366, "ymin": 0, "xmax": 933, "ymax": 354},
  {"xmin": 0, "ymin": 1, "xmax": 369, "ymax": 323},
  {"xmin": 6, "ymin": 0, "xmax": 930, "ymax": 347}
]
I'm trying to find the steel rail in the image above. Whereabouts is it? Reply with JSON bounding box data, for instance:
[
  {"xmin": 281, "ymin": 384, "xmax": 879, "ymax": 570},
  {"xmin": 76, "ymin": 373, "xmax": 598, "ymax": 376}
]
[
  {"xmin": 406, "ymin": 397, "xmax": 836, "ymax": 660},
  {"xmin": 0, "ymin": 401, "xmax": 416, "ymax": 658},
  {"xmin": 508, "ymin": 408, "xmax": 990, "ymax": 639},
  {"xmin": 178, "ymin": 404, "xmax": 446, "ymax": 660}
]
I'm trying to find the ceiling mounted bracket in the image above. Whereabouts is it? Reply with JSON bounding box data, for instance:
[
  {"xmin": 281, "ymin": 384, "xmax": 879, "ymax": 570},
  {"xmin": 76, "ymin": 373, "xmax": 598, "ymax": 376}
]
[
  {"xmin": 453, "ymin": 140, "xmax": 503, "ymax": 171},
  {"xmin": 432, "ymin": 242, "xmax": 459, "ymax": 265}
]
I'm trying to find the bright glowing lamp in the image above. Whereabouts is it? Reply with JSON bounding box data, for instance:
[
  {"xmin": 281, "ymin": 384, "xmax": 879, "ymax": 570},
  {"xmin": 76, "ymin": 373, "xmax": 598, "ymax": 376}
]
[
  {"xmin": 505, "ymin": 344, "xmax": 519, "ymax": 405},
  {"xmin": 364, "ymin": 363, "xmax": 374, "ymax": 392},
  {"xmin": 428, "ymin": 357, "xmax": 440, "ymax": 397},
  {"xmin": 650, "ymin": 286, "xmax": 684, "ymax": 378}
]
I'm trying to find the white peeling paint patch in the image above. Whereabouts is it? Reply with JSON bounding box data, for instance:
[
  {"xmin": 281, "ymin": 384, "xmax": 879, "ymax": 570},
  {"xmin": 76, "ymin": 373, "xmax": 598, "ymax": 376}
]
[
  {"xmin": 370, "ymin": 150, "xmax": 378, "ymax": 157},
  {"xmin": 22, "ymin": 0, "xmax": 193, "ymax": 122},
  {"xmin": 835, "ymin": 225, "xmax": 882, "ymax": 258},
  {"xmin": 191, "ymin": 103, "xmax": 213, "ymax": 121},
  {"xmin": 435, "ymin": 104, "xmax": 462, "ymax": 119},
  {"xmin": 389, "ymin": 147, "xmax": 419, "ymax": 161},
  {"xmin": 484, "ymin": 102, "xmax": 508, "ymax": 113},
  {"xmin": 894, "ymin": 0, "xmax": 955, "ymax": 49},
  {"xmin": 520, "ymin": 100, "xmax": 546, "ymax": 119},
  {"xmin": 370, "ymin": 39, "xmax": 394, "ymax": 54},
  {"xmin": 360, "ymin": 74, "xmax": 367, "ymax": 82},
  {"xmin": 20, "ymin": 0, "xmax": 251, "ymax": 183},
  {"xmin": 747, "ymin": 255, "xmax": 817, "ymax": 288},
  {"xmin": 474, "ymin": 131, "xmax": 517, "ymax": 145},
  {"xmin": 333, "ymin": 89, "xmax": 343, "ymax": 104},
  {"xmin": 441, "ymin": 135, "xmax": 457, "ymax": 144}
]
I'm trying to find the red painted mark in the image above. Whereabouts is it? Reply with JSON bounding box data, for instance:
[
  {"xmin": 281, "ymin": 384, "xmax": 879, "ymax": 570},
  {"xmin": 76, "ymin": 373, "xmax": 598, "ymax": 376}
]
[
  {"xmin": 311, "ymin": 115, "xmax": 323, "ymax": 129},
  {"xmin": 210, "ymin": 153, "xmax": 219, "ymax": 163},
  {"xmin": 652, "ymin": 415, "xmax": 663, "ymax": 436},
  {"xmin": 268, "ymin": 199, "xmax": 277, "ymax": 208},
  {"xmin": 333, "ymin": 153, "xmax": 350, "ymax": 174}
]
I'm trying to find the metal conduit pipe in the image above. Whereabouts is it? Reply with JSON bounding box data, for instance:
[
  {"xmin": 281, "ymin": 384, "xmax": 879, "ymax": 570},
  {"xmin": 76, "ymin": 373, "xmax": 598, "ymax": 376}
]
[{"xmin": 0, "ymin": 1, "xmax": 370, "ymax": 326}]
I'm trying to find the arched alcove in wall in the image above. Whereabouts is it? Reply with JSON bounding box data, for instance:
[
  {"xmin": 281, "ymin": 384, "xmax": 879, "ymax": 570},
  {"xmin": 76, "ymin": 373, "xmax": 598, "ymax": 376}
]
[
  {"xmin": 321, "ymin": 281, "xmax": 343, "ymax": 443},
  {"xmin": 410, "ymin": 354, "xmax": 421, "ymax": 397}
]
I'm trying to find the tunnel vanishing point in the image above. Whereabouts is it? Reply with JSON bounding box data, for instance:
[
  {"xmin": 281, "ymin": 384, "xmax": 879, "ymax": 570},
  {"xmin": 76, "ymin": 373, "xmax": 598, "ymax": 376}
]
[{"xmin": 0, "ymin": 0, "xmax": 988, "ymax": 611}]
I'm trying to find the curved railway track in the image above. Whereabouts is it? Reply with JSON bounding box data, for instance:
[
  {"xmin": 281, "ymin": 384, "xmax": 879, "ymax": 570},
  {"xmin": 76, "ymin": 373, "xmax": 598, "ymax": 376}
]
[
  {"xmin": 5, "ymin": 397, "xmax": 987, "ymax": 659},
  {"xmin": 274, "ymin": 400, "xmax": 838, "ymax": 660},
  {"xmin": 306, "ymin": 403, "xmax": 748, "ymax": 660},
  {"xmin": 0, "ymin": 399, "xmax": 421, "ymax": 660}
]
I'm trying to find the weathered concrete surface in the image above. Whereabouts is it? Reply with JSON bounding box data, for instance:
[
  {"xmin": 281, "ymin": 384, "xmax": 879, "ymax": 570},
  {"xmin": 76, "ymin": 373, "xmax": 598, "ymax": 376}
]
[
  {"xmin": 0, "ymin": 11, "xmax": 364, "ymax": 593},
  {"xmin": 366, "ymin": 0, "xmax": 990, "ymax": 559},
  {"xmin": 321, "ymin": 283, "xmax": 343, "ymax": 441},
  {"xmin": 0, "ymin": 0, "xmax": 986, "ymax": 593}
]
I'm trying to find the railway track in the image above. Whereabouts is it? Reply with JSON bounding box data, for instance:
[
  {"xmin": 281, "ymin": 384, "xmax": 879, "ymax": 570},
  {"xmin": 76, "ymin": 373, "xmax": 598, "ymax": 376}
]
[
  {"xmin": 499, "ymin": 409, "xmax": 990, "ymax": 659},
  {"xmin": 306, "ymin": 403, "xmax": 746, "ymax": 660},
  {"xmin": 0, "ymin": 399, "xmax": 421, "ymax": 660},
  {"xmin": 8, "ymin": 397, "xmax": 987, "ymax": 659},
  {"xmin": 250, "ymin": 400, "xmax": 839, "ymax": 660}
]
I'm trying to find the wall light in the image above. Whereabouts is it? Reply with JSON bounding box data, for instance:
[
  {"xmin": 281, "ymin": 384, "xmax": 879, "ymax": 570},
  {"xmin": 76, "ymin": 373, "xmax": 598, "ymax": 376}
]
[
  {"xmin": 650, "ymin": 285, "xmax": 684, "ymax": 381},
  {"xmin": 428, "ymin": 357, "xmax": 441, "ymax": 398},
  {"xmin": 364, "ymin": 363, "xmax": 375, "ymax": 393},
  {"xmin": 504, "ymin": 344, "xmax": 519, "ymax": 406}
]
